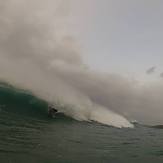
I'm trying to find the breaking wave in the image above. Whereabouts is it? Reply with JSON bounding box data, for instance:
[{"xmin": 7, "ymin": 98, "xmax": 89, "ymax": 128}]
[
  {"xmin": 0, "ymin": 82, "xmax": 133, "ymax": 128},
  {"xmin": 0, "ymin": 0, "xmax": 134, "ymax": 128},
  {"xmin": 2, "ymin": 0, "xmax": 163, "ymax": 128}
]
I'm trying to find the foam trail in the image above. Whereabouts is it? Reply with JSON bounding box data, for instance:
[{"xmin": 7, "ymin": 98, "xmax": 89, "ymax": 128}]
[{"xmin": 90, "ymin": 105, "xmax": 133, "ymax": 128}]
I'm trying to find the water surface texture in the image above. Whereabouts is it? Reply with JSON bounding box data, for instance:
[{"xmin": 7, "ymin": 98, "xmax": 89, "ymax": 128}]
[{"xmin": 1, "ymin": 84, "xmax": 163, "ymax": 163}]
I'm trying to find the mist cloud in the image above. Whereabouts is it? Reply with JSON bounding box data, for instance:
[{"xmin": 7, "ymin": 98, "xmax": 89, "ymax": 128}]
[{"xmin": 0, "ymin": 0, "xmax": 163, "ymax": 127}]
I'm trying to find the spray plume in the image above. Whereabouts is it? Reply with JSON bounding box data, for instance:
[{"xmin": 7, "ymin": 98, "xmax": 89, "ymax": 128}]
[{"xmin": 1, "ymin": 0, "xmax": 163, "ymax": 128}]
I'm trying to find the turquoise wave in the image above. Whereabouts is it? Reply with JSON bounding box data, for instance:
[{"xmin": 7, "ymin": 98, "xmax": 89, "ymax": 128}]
[{"xmin": 0, "ymin": 82, "xmax": 49, "ymax": 119}]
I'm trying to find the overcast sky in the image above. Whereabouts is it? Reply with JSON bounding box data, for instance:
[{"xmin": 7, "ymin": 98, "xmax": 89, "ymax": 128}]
[{"xmin": 68, "ymin": 0, "xmax": 163, "ymax": 80}]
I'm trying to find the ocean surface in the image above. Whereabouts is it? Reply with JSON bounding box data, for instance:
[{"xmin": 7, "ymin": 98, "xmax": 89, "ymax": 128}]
[{"xmin": 1, "ymin": 83, "xmax": 163, "ymax": 163}]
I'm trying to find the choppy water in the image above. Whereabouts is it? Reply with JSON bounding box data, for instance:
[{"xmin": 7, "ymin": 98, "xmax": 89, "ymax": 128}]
[{"xmin": 1, "ymin": 84, "xmax": 163, "ymax": 163}]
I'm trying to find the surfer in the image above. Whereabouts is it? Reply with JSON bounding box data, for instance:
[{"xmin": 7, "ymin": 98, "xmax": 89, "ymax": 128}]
[{"xmin": 48, "ymin": 105, "xmax": 58, "ymax": 118}]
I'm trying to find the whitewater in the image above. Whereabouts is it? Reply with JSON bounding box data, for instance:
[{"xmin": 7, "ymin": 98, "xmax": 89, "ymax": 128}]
[{"xmin": 0, "ymin": 0, "xmax": 163, "ymax": 128}]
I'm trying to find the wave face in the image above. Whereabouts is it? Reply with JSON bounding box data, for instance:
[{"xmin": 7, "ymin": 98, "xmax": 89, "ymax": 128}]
[
  {"xmin": 0, "ymin": 83, "xmax": 48, "ymax": 118},
  {"xmin": 0, "ymin": 83, "xmax": 133, "ymax": 128}
]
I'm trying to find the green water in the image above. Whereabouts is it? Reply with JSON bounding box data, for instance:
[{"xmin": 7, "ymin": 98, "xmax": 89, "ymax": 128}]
[
  {"xmin": 1, "ymin": 84, "xmax": 163, "ymax": 163},
  {"xmin": 1, "ymin": 110, "xmax": 163, "ymax": 163}
]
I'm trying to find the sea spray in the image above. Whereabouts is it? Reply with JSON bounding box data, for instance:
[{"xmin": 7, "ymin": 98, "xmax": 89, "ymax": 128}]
[
  {"xmin": 0, "ymin": 0, "xmax": 163, "ymax": 127},
  {"xmin": 0, "ymin": 0, "xmax": 133, "ymax": 128}
]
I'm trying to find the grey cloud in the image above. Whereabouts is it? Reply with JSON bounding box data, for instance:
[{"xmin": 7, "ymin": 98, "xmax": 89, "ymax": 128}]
[
  {"xmin": 146, "ymin": 66, "xmax": 156, "ymax": 75},
  {"xmin": 160, "ymin": 72, "xmax": 163, "ymax": 78}
]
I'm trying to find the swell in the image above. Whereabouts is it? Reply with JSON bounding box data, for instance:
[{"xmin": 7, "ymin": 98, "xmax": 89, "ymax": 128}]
[
  {"xmin": 0, "ymin": 82, "xmax": 49, "ymax": 119},
  {"xmin": 0, "ymin": 82, "xmax": 133, "ymax": 128}
]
